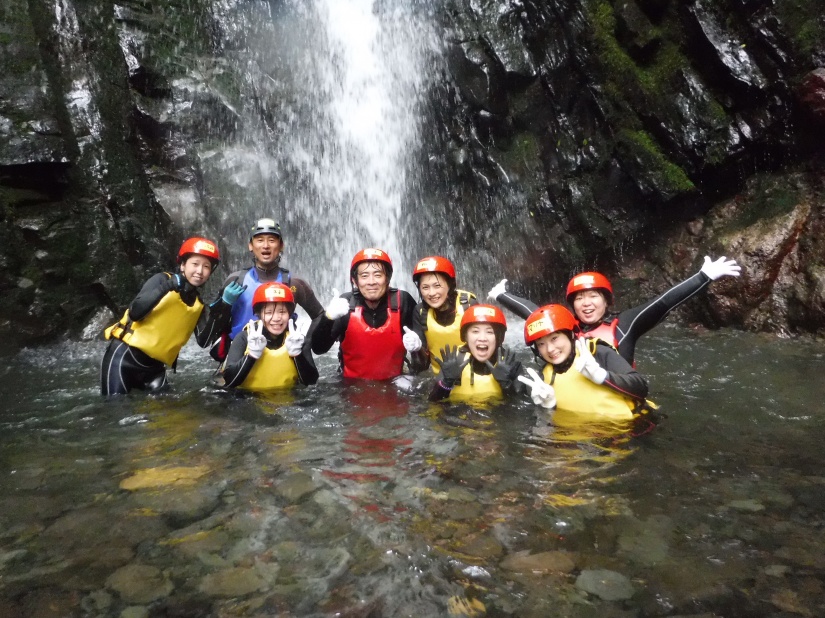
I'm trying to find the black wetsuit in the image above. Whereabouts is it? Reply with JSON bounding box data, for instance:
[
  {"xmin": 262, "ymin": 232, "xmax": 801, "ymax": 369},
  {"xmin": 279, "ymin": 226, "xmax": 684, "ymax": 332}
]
[
  {"xmin": 542, "ymin": 339, "xmax": 649, "ymax": 401},
  {"xmin": 221, "ymin": 328, "xmax": 318, "ymax": 388},
  {"xmin": 498, "ymin": 270, "xmax": 713, "ymax": 365},
  {"xmin": 100, "ymin": 273, "xmax": 221, "ymax": 396},
  {"xmin": 310, "ymin": 288, "xmax": 427, "ymax": 375}
]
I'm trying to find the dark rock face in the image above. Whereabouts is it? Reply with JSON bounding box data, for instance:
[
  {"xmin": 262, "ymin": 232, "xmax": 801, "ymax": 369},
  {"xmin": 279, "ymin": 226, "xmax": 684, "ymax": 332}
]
[
  {"xmin": 1, "ymin": 0, "xmax": 177, "ymax": 345},
  {"xmin": 435, "ymin": 0, "xmax": 825, "ymax": 324},
  {"xmin": 1, "ymin": 0, "xmax": 823, "ymax": 347}
]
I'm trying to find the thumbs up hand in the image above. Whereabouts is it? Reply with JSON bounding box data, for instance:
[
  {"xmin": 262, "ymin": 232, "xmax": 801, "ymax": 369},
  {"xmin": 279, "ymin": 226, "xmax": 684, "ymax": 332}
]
[
  {"xmin": 325, "ymin": 288, "xmax": 350, "ymax": 320},
  {"xmin": 402, "ymin": 326, "xmax": 423, "ymax": 353}
]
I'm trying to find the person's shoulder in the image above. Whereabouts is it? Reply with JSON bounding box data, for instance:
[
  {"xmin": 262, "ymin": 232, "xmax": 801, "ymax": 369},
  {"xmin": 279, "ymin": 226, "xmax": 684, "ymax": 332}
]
[
  {"xmin": 289, "ymin": 276, "xmax": 314, "ymax": 290},
  {"xmin": 143, "ymin": 271, "xmax": 172, "ymax": 287},
  {"xmin": 224, "ymin": 270, "xmax": 248, "ymax": 286}
]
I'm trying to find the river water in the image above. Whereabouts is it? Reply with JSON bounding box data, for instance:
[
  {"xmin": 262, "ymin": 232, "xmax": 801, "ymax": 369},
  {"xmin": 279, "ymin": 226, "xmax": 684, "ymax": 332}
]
[{"xmin": 1, "ymin": 325, "xmax": 823, "ymax": 617}]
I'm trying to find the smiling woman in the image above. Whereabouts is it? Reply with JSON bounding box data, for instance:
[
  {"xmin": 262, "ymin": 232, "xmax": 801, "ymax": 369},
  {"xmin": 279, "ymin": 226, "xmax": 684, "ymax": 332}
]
[
  {"xmin": 100, "ymin": 237, "xmax": 222, "ymax": 396},
  {"xmin": 428, "ymin": 304, "xmax": 524, "ymax": 404},
  {"xmin": 220, "ymin": 282, "xmax": 318, "ymax": 391},
  {"xmin": 410, "ymin": 256, "xmax": 478, "ymax": 374}
]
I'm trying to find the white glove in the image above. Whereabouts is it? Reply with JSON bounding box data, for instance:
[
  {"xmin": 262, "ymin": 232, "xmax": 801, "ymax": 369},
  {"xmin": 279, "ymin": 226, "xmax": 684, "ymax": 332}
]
[
  {"xmin": 246, "ymin": 320, "xmax": 267, "ymax": 360},
  {"xmin": 700, "ymin": 255, "xmax": 741, "ymax": 281},
  {"xmin": 518, "ymin": 368, "xmax": 556, "ymax": 409},
  {"xmin": 325, "ymin": 287, "xmax": 350, "ymax": 320},
  {"xmin": 402, "ymin": 326, "xmax": 422, "ymax": 353},
  {"xmin": 285, "ymin": 319, "xmax": 304, "ymax": 357},
  {"xmin": 574, "ymin": 337, "xmax": 607, "ymax": 384},
  {"xmin": 487, "ymin": 278, "xmax": 508, "ymax": 301}
]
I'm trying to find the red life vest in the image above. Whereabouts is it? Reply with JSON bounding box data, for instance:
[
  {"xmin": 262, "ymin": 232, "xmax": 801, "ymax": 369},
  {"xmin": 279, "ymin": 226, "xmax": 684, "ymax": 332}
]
[
  {"xmin": 341, "ymin": 291, "xmax": 406, "ymax": 380},
  {"xmin": 581, "ymin": 318, "xmax": 619, "ymax": 348}
]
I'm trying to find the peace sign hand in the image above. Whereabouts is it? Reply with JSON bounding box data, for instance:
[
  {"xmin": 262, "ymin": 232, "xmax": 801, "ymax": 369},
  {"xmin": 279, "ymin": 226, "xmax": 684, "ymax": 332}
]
[
  {"xmin": 246, "ymin": 320, "xmax": 267, "ymax": 359},
  {"xmin": 285, "ymin": 317, "xmax": 304, "ymax": 357},
  {"xmin": 517, "ymin": 368, "xmax": 556, "ymax": 409}
]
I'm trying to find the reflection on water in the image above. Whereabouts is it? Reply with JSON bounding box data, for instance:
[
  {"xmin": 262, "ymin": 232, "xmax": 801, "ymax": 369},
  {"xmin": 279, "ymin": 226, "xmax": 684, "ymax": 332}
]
[{"xmin": 1, "ymin": 327, "xmax": 824, "ymax": 616}]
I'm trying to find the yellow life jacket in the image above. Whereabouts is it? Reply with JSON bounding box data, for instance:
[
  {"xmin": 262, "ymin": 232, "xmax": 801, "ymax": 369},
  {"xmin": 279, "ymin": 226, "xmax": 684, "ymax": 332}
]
[
  {"xmin": 542, "ymin": 339, "xmax": 636, "ymax": 421},
  {"xmin": 450, "ymin": 357, "xmax": 503, "ymax": 403},
  {"xmin": 104, "ymin": 280, "xmax": 203, "ymax": 366},
  {"xmin": 239, "ymin": 323, "xmax": 299, "ymax": 391},
  {"xmin": 424, "ymin": 290, "xmax": 476, "ymax": 373}
]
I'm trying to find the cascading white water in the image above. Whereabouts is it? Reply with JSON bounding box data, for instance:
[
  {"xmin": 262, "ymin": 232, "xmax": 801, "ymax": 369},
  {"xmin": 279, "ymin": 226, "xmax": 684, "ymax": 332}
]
[{"xmin": 213, "ymin": 0, "xmax": 444, "ymax": 298}]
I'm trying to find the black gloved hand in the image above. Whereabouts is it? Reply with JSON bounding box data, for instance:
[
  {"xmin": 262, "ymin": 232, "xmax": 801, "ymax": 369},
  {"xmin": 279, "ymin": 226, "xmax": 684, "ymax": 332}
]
[
  {"xmin": 433, "ymin": 345, "xmax": 470, "ymax": 388},
  {"xmin": 485, "ymin": 347, "xmax": 522, "ymax": 389}
]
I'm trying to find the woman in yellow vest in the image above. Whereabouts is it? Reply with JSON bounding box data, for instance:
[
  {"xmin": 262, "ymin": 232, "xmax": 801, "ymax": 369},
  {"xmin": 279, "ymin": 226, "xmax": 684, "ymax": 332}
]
[
  {"xmin": 101, "ymin": 237, "xmax": 221, "ymax": 396},
  {"xmin": 519, "ymin": 304, "xmax": 649, "ymax": 420},
  {"xmin": 428, "ymin": 304, "xmax": 523, "ymax": 404},
  {"xmin": 407, "ymin": 256, "xmax": 478, "ymax": 374},
  {"xmin": 221, "ymin": 282, "xmax": 318, "ymax": 391}
]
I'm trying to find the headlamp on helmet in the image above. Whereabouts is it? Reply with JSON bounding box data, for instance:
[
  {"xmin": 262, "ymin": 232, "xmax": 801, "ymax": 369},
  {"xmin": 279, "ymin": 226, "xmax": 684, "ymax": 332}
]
[{"xmin": 250, "ymin": 218, "xmax": 282, "ymax": 241}]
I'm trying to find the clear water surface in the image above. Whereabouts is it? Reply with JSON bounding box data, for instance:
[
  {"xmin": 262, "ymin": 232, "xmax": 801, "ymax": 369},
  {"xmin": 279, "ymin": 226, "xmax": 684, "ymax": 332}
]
[{"xmin": 0, "ymin": 326, "xmax": 823, "ymax": 617}]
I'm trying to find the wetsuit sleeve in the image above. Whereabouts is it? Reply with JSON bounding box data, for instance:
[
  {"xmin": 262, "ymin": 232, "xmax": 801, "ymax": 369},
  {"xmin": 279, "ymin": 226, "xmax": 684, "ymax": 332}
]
[
  {"xmin": 221, "ymin": 329, "xmax": 257, "ymax": 389},
  {"xmin": 293, "ymin": 342, "xmax": 319, "ymax": 386},
  {"xmin": 195, "ymin": 298, "xmax": 232, "ymax": 347},
  {"xmin": 497, "ymin": 291, "xmax": 539, "ymax": 320},
  {"xmin": 308, "ymin": 294, "xmax": 352, "ymax": 354},
  {"xmin": 401, "ymin": 291, "xmax": 429, "ymax": 373},
  {"xmin": 594, "ymin": 344, "xmax": 648, "ymax": 400},
  {"xmin": 291, "ymin": 277, "xmax": 325, "ymax": 319},
  {"xmin": 128, "ymin": 273, "xmax": 179, "ymax": 321},
  {"xmin": 196, "ymin": 272, "xmax": 245, "ymax": 345},
  {"xmin": 410, "ymin": 303, "xmax": 431, "ymax": 373},
  {"xmin": 614, "ymin": 271, "xmax": 711, "ymax": 363},
  {"xmin": 428, "ymin": 379, "xmax": 452, "ymax": 402}
]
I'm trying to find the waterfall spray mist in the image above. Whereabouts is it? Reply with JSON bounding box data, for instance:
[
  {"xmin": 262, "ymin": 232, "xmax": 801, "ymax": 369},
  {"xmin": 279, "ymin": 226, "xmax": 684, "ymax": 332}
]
[{"xmin": 210, "ymin": 0, "xmax": 444, "ymax": 299}]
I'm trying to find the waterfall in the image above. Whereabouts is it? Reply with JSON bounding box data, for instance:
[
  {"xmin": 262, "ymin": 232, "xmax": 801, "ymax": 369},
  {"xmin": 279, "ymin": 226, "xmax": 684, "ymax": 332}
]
[{"xmin": 211, "ymin": 0, "xmax": 444, "ymax": 299}]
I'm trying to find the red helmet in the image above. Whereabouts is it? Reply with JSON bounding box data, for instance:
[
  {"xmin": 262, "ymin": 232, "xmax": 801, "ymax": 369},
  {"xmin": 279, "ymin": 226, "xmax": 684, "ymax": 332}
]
[
  {"xmin": 460, "ymin": 304, "xmax": 507, "ymax": 342},
  {"xmin": 566, "ymin": 271, "xmax": 613, "ymax": 304},
  {"xmin": 524, "ymin": 304, "xmax": 577, "ymax": 344},
  {"xmin": 412, "ymin": 256, "xmax": 456, "ymax": 284},
  {"xmin": 350, "ymin": 248, "xmax": 393, "ymax": 278},
  {"xmin": 178, "ymin": 237, "xmax": 220, "ymax": 266},
  {"xmin": 252, "ymin": 282, "xmax": 295, "ymax": 315}
]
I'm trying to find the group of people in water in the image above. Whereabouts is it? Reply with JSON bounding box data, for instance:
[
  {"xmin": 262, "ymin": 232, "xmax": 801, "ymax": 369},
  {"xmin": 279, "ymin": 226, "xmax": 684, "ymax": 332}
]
[{"xmin": 100, "ymin": 217, "xmax": 741, "ymax": 421}]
